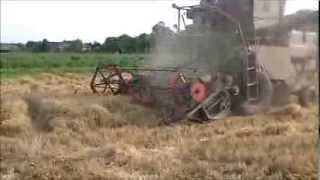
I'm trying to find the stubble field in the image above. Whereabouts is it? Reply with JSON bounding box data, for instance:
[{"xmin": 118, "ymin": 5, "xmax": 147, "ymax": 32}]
[{"xmin": 0, "ymin": 72, "xmax": 318, "ymax": 180}]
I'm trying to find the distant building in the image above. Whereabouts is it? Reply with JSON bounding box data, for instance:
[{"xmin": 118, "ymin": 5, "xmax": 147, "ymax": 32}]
[
  {"xmin": 47, "ymin": 41, "xmax": 73, "ymax": 52},
  {"xmin": 0, "ymin": 43, "xmax": 22, "ymax": 52},
  {"xmin": 82, "ymin": 43, "xmax": 92, "ymax": 52},
  {"xmin": 47, "ymin": 42, "xmax": 60, "ymax": 52},
  {"xmin": 289, "ymin": 29, "xmax": 317, "ymax": 61},
  {"xmin": 59, "ymin": 41, "xmax": 73, "ymax": 51},
  {"xmin": 254, "ymin": 0, "xmax": 286, "ymax": 29}
]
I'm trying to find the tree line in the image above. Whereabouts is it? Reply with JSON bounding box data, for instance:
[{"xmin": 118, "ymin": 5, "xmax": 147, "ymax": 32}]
[
  {"xmin": 23, "ymin": 21, "xmax": 175, "ymax": 53},
  {"xmin": 24, "ymin": 33, "xmax": 152, "ymax": 53}
]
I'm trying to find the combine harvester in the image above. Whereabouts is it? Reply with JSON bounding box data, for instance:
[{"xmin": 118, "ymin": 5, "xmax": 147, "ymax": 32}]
[{"xmin": 90, "ymin": 0, "xmax": 317, "ymax": 122}]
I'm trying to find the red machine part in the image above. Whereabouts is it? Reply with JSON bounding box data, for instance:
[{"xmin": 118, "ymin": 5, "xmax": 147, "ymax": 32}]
[
  {"xmin": 191, "ymin": 81, "xmax": 208, "ymax": 103},
  {"xmin": 121, "ymin": 72, "xmax": 134, "ymax": 83}
]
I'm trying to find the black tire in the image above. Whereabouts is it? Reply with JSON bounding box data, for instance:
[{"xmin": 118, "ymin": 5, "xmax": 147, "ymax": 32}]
[{"xmin": 241, "ymin": 71, "xmax": 273, "ymax": 115}]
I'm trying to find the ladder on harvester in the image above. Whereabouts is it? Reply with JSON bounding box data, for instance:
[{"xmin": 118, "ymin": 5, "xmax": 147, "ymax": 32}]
[{"xmin": 246, "ymin": 51, "xmax": 259, "ymax": 102}]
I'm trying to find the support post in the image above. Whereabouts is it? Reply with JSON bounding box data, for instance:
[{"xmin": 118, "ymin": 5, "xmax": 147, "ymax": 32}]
[{"xmin": 178, "ymin": 9, "xmax": 181, "ymax": 32}]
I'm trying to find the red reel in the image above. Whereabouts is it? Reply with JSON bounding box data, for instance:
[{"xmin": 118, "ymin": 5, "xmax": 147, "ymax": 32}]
[{"xmin": 191, "ymin": 81, "xmax": 208, "ymax": 103}]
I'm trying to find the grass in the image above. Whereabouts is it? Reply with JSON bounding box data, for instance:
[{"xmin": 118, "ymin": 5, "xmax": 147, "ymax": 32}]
[{"xmin": 0, "ymin": 52, "xmax": 145, "ymax": 77}]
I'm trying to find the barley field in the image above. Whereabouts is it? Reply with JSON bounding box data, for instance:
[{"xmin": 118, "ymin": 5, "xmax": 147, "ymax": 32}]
[{"xmin": 0, "ymin": 71, "xmax": 317, "ymax": 180}]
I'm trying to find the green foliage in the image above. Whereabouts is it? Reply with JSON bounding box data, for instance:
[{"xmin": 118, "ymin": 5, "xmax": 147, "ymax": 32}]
[
  {"xmin": 65, "ymin": 39, "xmax": 83, "ymax": 52},
  {"xmin": 26, "ymin": 40, "xmax": 45, "ymax": 52},
  {"xmin": 136, "ymin": 33, "xmax": 151, "ymax": 53},
  {"xmin": 102, "ymin": 34, "xmax": 151, "ymax": 53},
  {"xmin": 90, "ymin": 41, "xmax": 102, "ymax": 52},
  {"xmin": 103, "ymin": 37, "xmax": 119, "ymax": 52},
  {"xmin": 118, "ymin": 34, "xmax": 135, "ymax": 53},
  {"xmin": 25, "ymin": 39, "xmax": 84, "ymax": 52},
  {"xmin": 0, "ymin": 52, "xmax": 145, "ymax": 76},
  {"xmin": 41, "ymin": 39, "xmax": 50, "ymax": 52},
  {"xmin": 20, "ymin": 33, "xmax": 152, "ymax": 53}
]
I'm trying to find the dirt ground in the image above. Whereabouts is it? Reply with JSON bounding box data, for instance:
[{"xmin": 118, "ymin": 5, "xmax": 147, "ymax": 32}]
[{"xmin": 0, "ymin": 73, "xmax": 318, "ymax": 180}]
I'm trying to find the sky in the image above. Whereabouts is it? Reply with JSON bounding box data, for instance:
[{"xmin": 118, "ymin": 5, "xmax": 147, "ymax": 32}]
[{"xmin": 0, "ymin": 0, "xmax": 318, "ymax": 43}]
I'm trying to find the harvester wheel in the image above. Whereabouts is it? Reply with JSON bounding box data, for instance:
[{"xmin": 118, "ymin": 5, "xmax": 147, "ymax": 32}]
[
  {"xmin": 241, "ymin": 71, "xmax": 273, "ymax": 115},
  {"xmin": 91, "ymin": 69, "xmax": 120, "ymax": 95},
  {"xmin": 90, "ymin": 66, "xmax": 133, "ymax": 95}
]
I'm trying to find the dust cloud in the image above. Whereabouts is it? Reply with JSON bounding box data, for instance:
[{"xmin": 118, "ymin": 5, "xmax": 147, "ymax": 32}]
[{"xmin": 147, "ymin": 17, "xmax": 246, "ymax": 87}]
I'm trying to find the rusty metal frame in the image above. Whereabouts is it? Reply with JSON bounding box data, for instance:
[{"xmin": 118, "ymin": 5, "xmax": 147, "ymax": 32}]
[{"xmin": 90, "ymin": 64, "xmax": 193, "ymax": 95}]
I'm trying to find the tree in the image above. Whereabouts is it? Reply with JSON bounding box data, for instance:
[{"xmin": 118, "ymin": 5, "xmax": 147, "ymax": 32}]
[
  {"xmin": 68, "ymin": 39, "xmax": 83, "ymax": 52},
  {"xmin": 151, "ymin": 21, "xmax": 175, "ymax": 52},
  {"xmin": 26, "ymin": 41, "xmax": 36, "ymax": 49},
  {"xmin": 136, "ymin": 33, "xmax": 151, "ymax": 53},
  {"xmin": 103, "ymin": 37, "xmax": 119, "ymax": 52},
  {"xmin": 41, "ymin": 39, "xmax": 49, "ymax": 52},
  {"xmin": 91, "ymin": 41, "xmax": 102, "ymax": 52},
  {"xmin": 118, "ymin": 34, "xmax": 135, "ymax": 53},
  {"xmin": 26, "ymin": 41, "xmax": 43, "ymax": 52}
]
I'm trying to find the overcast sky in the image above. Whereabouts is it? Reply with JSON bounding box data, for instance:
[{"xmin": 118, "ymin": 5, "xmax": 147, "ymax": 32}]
[{"xmin": 1, "ymin": 0, "xmax": 318, "ymax": 43}]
